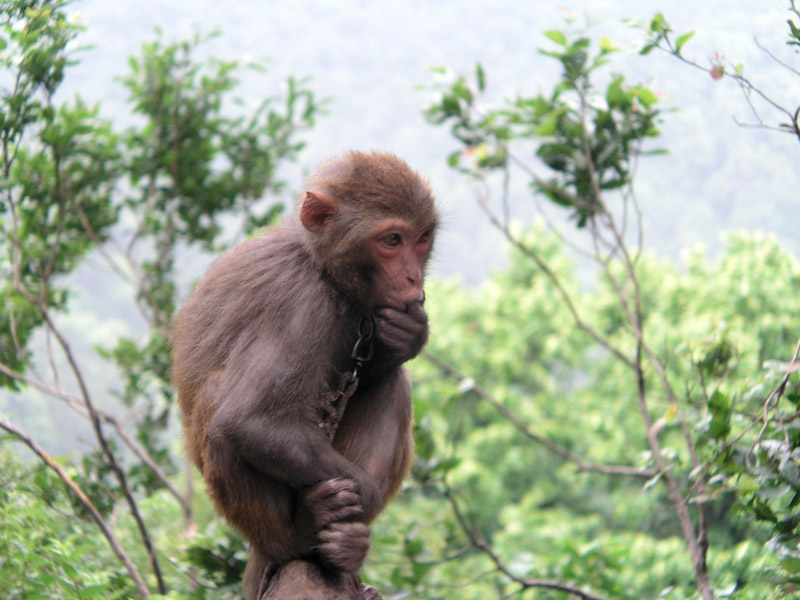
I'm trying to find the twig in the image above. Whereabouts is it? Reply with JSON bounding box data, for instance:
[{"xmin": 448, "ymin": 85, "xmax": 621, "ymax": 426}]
[
  {"xmin": 474, "ymin": 189, "xmax": 635, "ymax": 370},
  {"xmin": 0, "ymin": 360, "xmax": 190, "ymax": 517},
  {"xmin": 659, "ymin": 30, "xmax": 798, "ymax": 142},
  {"xmin": 754, "ymin": 36, "xmax": 800, "ymax": 77},
  {"xmin": 75, "ymin": 201, "xmax": 135, "ymax": 285},
  {"xmin": 0, "ymin": 415, "xmax": 150, "ymax": 597},
  {"xmin": 575, "ymin": 90, "xmax": 713, "ymax": 599},
  {"xmin": 424, "ymin": 352, "xmax": 656, "ymax": 478},
  {"xmin": 749, "ymin": 337, "xmax": 800, "ymax": 461},
  {"xmin": 443, "ymin": 484, "xmax": 609, "ymax": 600},
  {"xmin": 35, "ymin": 309, "xmax": 168, "ymax": 594},
  {"xmin": 633, "ymin": 343, "xmax": 713, "ymax": 600}
]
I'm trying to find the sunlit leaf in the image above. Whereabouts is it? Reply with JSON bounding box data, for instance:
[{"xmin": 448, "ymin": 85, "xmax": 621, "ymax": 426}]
[
  {"xmin": 544, "ymin": 29, "xmax": 568, "ymax": 46},
  {"xmin": 675, "ymin": 30, "xmax": 695, "ymax": 53}
]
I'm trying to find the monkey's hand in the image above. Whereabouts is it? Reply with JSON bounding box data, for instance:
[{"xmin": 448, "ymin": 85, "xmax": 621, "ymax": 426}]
[
  {"xmin": 300, "ymin": 478, "xmax": 364, "ymax": 531},
  {"xmin": 298, "ymin": 478, "xmax": 372, "ymax": 573},
  {"xmin": 374, "ymin": 300, "xmax": 429, "ymax": 366}
]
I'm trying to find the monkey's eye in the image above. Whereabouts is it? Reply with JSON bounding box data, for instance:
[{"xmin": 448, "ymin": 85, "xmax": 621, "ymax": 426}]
[
  {"xmin": 382, "ymin": 233, "xmax": 403, "ymax": 247},
  {"xmin": 418, "ymin": 229, "xmax": 432, "ymax": 244}
]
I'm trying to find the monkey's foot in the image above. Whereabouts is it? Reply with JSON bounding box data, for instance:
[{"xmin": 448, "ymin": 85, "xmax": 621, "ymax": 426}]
[{"xmin": 317, "ymin": 521, "xmax": 370, "ymax": 573}]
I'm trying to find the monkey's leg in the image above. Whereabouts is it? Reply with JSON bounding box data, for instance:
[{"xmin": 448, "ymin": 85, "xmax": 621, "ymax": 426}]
[
  {"xmin": 296, "ymin": 478, "xmax": 372, "ymax": 573},
  {"xmin": 243, "ymin": 546, "xmax": 276, "ymax": 600}
]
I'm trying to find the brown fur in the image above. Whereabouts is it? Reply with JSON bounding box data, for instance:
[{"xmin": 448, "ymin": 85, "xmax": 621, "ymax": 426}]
[{"xmin": 170, "ymin": 152, "xmax": 438, "ymax": 599}]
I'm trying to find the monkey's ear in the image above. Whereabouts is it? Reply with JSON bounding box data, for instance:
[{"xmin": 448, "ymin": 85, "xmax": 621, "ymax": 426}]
[{"xmin": 300, "ymin": 191, "xmax": 336, "ymax": 232}]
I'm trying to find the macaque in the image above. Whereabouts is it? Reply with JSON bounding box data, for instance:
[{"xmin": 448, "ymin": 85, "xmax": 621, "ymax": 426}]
[{"xmin": 170, "ymin": 151, "xmax": 438, "ymax": 598}]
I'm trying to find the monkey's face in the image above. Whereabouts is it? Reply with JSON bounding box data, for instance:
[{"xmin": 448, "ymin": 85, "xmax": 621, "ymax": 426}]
[
  {"xmin": 298, "ymin": 151, "xmax": 439, "ymax": 311},
  {"xmin": 367, "ymin": 218, "xmax": 435, "ymax": 309}
]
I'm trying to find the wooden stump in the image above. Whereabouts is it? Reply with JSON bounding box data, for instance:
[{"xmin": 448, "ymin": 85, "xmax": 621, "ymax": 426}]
[{"xmin": 259, "ymin": 560, "xmax": 382, "ymax": 600}]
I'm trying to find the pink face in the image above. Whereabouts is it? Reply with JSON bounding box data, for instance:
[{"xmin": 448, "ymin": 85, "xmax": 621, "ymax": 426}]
[{"xmin": 369, "ymin": 218, "xmax": 435, "ymax": 308}]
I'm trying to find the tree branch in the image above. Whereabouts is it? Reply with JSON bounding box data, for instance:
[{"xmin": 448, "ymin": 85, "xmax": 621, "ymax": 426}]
[
  {"xmin": 443, "ymin": 483, "xmax": 609, "ymax": 600},
  {"xmin": 474, "ymin": 189, "xmax": 636, "ymax": 370},
  {"xmin": 31, "ymin": 306, "xmax": 168, "ymax": 594},
  {"xmin": 574, "ymin": 87, "xmax": 714, "ymax": 599},
  {"xmin": 658, "ymin": 27, "xmax": 799, "ymax": 143},
  {"xmin": 0, "ymin": 415, "xmax": 150, "ymax": 597},
  {"xmin": 0, "ymin": 360, "xmax": 190, "ymax": 518},
  {"xmin": 424, "ymin": 352, "xmax": 656, "ymax": 478},
  {"xmin": 750, "ymin": 336, "xmax": 800, "ymax": 460}
]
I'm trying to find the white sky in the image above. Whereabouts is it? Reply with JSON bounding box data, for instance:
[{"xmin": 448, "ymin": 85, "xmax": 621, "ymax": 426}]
[{"xmin": 64, "ymin": 0, "xmax": 799, "ymax": 280}]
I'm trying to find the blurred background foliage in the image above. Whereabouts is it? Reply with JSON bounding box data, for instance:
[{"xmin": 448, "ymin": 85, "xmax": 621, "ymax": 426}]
[{"xmin": 1, "ymin": 1, "xmax": 799, "ymax": 599}]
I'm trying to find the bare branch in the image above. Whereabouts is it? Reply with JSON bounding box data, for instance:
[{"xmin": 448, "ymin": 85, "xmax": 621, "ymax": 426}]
[
  {"xmin": 659, "ymin": 31, "xmax": 798, "ymax": 141},
  {"xmin": 632, "ymin": 343, "xmax": 713, "ymax": 600},
  {"xmin": 75, "ymin": 201, "xmax": 135, "ymax": 285},
  {"xmin": 750, "ymin": 337, "xmax": 800, "ymax": 459},
  {"xmin": 754, "ymin": 36, "xmax": 800, "ymax": 77},
  {"xmin": 474, "ymin": 189, "xmax": 636, "ymax": 370},
  {"xmin": 578, "ymin": 83, "xmax": 712, "ymax": 597},
  {"xmin": 424, "ymin": 352, "xmax": 656, "ymax": 478},
  {"xmin": 0, "ymin": 360, "xmax": 190, "ymax": 517},
  {"xmin": 503, "ymin": 154, "xmax": 599, "ymax": 263},
  {"xmin": 27, "ymin": 308, "xmax": 169, "ymax": 594},
  {"xmin": 443, "ymin": 484, "xmax": 609, "ymax": 600}
]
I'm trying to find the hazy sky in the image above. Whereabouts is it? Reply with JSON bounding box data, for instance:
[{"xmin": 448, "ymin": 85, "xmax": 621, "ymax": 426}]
[{"xmin": 63, "ymin": 0, "xmax": 799, "ymax": 280}]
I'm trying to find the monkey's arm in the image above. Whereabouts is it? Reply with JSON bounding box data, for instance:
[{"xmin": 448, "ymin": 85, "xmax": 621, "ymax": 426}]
[
  {"xmin": 202, "ymin": 368, "xmax": 378, "ymax": 573},
  {"xmin": 205, "ymin": 353, "xmax": 382, "ymax": 513}
]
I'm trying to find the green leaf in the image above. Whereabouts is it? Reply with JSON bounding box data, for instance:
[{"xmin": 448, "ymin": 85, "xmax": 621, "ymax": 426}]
[
  {"xmin": 476, "ymin": 62, "xmax": 485, "ymax": 92},
  {"xmin": 536, "ymin": 112, "xmax": 559, "ymax": 136},
  {"xmin": 633, "ymin": 85, "xmax": 658, "ymax": 108},
  {"xmin": 788, "ymin": 19, "xmax": 800, "ymax": 41},
  {"xmin": 709, "ymin": 414, "xmax": 731, "ymax": 440},
  {"xmin": 599, "ymin": 35, "xmax": 619, "ymax": 53},
  {"xmin": 675, "ymin": 30, "xmax": 695, "ymax": 54},
  {"xmin": 606, "ymin": 75, "xmax": 630, "ymax": 109},
  {"xmin": 431, "ymin": 457, "xmax": 461, "ymax": 474},
  {"xmin": 639, "ymin": 42, "xmax": 658, "ymax": 55},
  {"xmin": 649, "ymin": 12, "xmax": 669, "ymax": 34},
  {"xmin": 404, "ymin": 536, "xmax": 425, "ymax": 557},
  {"xmin": 543, "ymin": 29, "xmax": 567, "ymax": 46},
  {"xmin": 708, "ymin": 389, "xmax": 730, "ymax": 413},
  {"xmin": 447, "ymin": 150, "xmax": 461, "ymax": 167},
  {"xmin": 781, "ymin": 558, "xmax": 800, "ymax": 574},
  {"xmin": 411, "ymin": 562, "xmax": 433, "ymax": 583}
]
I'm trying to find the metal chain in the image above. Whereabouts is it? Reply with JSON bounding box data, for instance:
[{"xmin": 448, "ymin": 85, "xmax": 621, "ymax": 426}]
[
  {"xmin": 320, "ymin": 313, "xmax": 377, "ymax": 440},
  {"xmin": 349, "ymin": 313, "xmax": 377, "ymax": 382}
]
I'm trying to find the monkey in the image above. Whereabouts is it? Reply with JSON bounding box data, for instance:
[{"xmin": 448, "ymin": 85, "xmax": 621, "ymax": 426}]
[{"xmin": 169, "ymin": 151, "xmax": 438, "ymax": 599}]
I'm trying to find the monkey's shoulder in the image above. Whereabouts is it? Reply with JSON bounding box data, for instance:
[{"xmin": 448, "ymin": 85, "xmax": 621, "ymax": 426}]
[
  {"xmin": 196, "ymin": 227, "xmax": 343, "ymax": 331},
  {"xmin": 198, "ymin": 229, "xmax": 309, "ymax": 295}
]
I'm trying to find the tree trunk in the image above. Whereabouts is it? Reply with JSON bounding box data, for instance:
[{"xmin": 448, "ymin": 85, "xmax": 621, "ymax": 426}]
[{"xmin": 259, "ymin": 560, "xmax": 382, "ymax": 600}]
